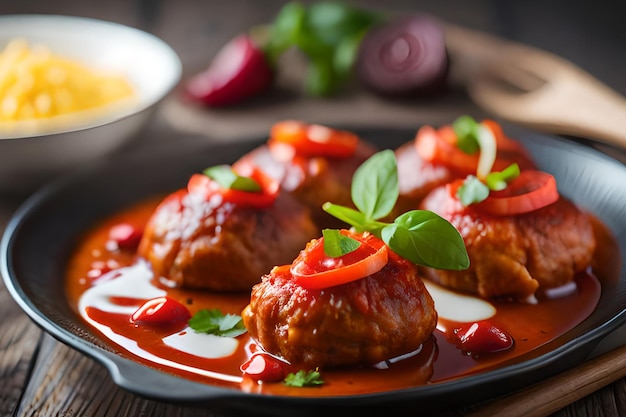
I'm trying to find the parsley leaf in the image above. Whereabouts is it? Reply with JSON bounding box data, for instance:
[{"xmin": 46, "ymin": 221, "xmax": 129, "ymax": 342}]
[
  {"xmin": 203, "ymin": 165, "xmax": 261, "ymax": 192},
  {"xmin": 188, "ymin": 309, "xmax": 247, "ymax": 337},
  {"xmin": 323, "ymin": 229, "xmax": 360, "ymax": 258},
  {"xmin": 284, "ymin": 369, "xmax": 325, "ymax": 387}
]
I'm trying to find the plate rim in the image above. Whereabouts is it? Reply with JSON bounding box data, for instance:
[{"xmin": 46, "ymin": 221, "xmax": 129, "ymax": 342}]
[{"xmin": 2, "ymin": 126, "xmax": 626, "ymax": 414}]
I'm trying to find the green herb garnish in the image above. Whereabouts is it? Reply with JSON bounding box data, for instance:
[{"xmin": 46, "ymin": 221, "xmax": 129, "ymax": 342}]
[
  {"xmin": 203, "ymin": 165, "xmax": 261, "ymax": 192},
  {"xmin": 322, "ymin": 228, "xmax": 361, "ymax": 258},
  {"xmin": 323, "ymin": 150, "xmax": 469, "ymax": 270},
  {"xmin": 485, "ymin": 163, "xmax": 520, "ymax": 191},
  {"xmin": 263, "ymin": 1, "xmax": 383, "ymax": 96},
  {"xmin": 452, "ymin": 115, "xmax": 481, "ymax": 154},
  {"xmin": 284, "ymin": 369, "xmax": 325, "ymax": 387},
  {"xmin": 456, "ymin": 163, "xmax": 520, "ymax": 206},
  {"xmin": 188, "ymin": 309, "xmax": 247, "ymax": 337}
]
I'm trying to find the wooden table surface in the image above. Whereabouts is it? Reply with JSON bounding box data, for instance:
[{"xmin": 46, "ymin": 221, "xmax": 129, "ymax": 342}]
[{"xmin": 2, "ymin": 1, "xmax": 626, "ymax": 416}]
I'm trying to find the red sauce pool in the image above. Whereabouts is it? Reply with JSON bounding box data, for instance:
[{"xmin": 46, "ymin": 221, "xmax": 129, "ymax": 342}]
[{"xmin": 64, "ymin": 197, "xmax": 620, "ymax": 397}]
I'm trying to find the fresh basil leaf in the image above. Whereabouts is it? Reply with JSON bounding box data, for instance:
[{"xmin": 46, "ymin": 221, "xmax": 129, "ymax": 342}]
[
  {"xmin": 485, "ymin": 163, "xmax": 520, "ymax": 191},
  {"xmin": 322, "ymin": 203, "xmax": 368, "ymax": 229},
  {"xmin": 305, "ymin": 55, "xmax": 338, "ymax": 96},
  {"xmin": 203, "ymin": 165, "xmax": 261, "ymax": 192},
  {"xmin": 322, "ymin": 229, "xmax": 360, "ymax": 258},
  {"xmin": 453, "ymin": 115, "xmax": 480, "ymax": 154},
  {"xmin": 189, "ymin": 309, "xmax": 247, "ymax": 337},
  {"xmin": 351, "ymin": 149, "xmax": 398, "ymax": 220},
  {"xmin": 382, "ymin": 210, "xmax": 469, "ymax": 270},
  {"xmin": 333, "ymin": 29, "xmax": 366, "ymax": 79},
  {"xmin": 322, "ymin": 202, "xmax": 387, "ymax": 235},
  {"xmin": 264, "ymin": 2, "xmax": 306, "ymax": 63},
  {"xmin": 457, "ymin": 175, "xmax": 490, "ymax": 206},
  {"xmin": 284, "ymin": 369, "xmax": 324, "ymax": 387},
  {"xmin": 305, "ymin": 2, "xmax": 381, "ymax": 46}
]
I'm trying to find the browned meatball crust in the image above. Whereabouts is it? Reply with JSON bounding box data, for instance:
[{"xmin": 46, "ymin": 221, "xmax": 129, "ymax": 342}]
[
  {"xmin": 235, "ymin": 140, "xmax": 377, "ymax": 228},
  {"xmin": 419, "ymin": 186, "xmax": 596, "ymax": 301},
  {"xmin": 137, "ymin": 189, "xmax": 318, "ymax": 292},
  {"xmin": 242, "ymin": 252, "xmax": 437, "ymax": 369}
]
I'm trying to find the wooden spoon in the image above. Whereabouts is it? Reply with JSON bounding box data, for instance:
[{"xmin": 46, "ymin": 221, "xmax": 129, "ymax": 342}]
[{"xmin": 443, "ymin": 23, "xmax": 626, "ymax": 150}]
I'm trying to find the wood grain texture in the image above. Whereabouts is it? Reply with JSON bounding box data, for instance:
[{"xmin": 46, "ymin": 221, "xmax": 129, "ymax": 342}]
[
  {"xmin": 0, "ymin": 283, "xmax": 41, "ymax": 417},
  {"xmin": 0, "ymin": 1, "xmax": 625, "ymax": 416},
  {"xmin": 15, "ymin": 334, "xmax": 219, "ymax": 417}
]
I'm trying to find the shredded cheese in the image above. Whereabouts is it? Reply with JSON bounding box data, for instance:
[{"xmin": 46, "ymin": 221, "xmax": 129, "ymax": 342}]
[{"xmin": 0, "ymin": 38, "xmax": 136, "ymax": 124}]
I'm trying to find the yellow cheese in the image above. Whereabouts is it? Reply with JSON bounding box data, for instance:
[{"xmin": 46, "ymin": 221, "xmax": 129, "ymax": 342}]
[{"xmin": 0, "ymin": 39, "xmax": 136, "ymax": 123}]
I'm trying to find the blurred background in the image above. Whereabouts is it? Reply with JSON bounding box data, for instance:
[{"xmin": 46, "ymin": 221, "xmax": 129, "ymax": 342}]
[{"xmin": 2, "ymin": 0, "xmax": 625, "ymax": 94}]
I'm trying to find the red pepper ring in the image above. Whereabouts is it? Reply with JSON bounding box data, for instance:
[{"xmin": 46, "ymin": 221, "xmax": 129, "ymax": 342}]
[
  {"xmin": 290, "ymin": 231, "xmax": 388, "ymax": 289},
  {"xmin": 187, "ymin": 162, "xmax": 279, "ymax": 209},
  {"xmin": 269, "ymin": 120, "xmax": 359, "ymax": 158},
  {"xmin": 474, "ymin": 170, "xmax": 559, "ymax": 216},
  {"xmin": 415, "ymin": 122, "xmax": 535, "ymax": 175},
  {"xmin": 448, "ymin": 170, "xmax": 559, "ymax": 216},
  {"xmin": 415, "ymin": 125, "xmax": 481, "ymax": 175}
]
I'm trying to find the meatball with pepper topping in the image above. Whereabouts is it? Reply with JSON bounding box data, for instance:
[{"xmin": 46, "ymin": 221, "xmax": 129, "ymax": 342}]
[
  {"xmin": 393, "ymin": 117, "xmax": 536, "ymax": 218},
  {"xmin": 242, "ymin": 231, "xmax": 437, "ymax": 369},
  {"xmin": 234, "ymin": 120, "xmax": 378, "ymax": 228},
  {"xmin": 419, "ymin": 170, "xmax": 596, "ymax": 301},
  {"xmin": 137, "ymin": 162, "xmax": 318, "ymax": 292}
]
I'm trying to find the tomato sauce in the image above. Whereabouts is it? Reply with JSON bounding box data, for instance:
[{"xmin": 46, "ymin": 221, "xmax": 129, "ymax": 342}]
[{"xmin": 64, "ymin": 196, "xmax": 617, "ymax": 397}]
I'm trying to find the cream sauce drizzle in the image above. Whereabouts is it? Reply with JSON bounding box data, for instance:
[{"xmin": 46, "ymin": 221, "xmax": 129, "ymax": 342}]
[{"xmin": 78, "ymin": 260, "xmax": 242, "ymax": 383}]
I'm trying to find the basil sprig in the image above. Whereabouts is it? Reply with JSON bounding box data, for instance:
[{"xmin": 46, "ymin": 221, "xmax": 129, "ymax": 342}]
[
  {"xmin": 456, "ymin": 163, "xmax": 520, "ymax": 206},
  {"xmin": 323, "ymin": 150, "xmax": 469, "ymax": 270},
  {"xmin": 450, "ymin": 115, "xmax": 522, "ymax": 206},
  {"xmin": 263, "ymin": 1, "xmax": 383, "ymax": 96},
  {"xmin": 203, "ymin": 165, "xmax": 262, "ymax": 192}
]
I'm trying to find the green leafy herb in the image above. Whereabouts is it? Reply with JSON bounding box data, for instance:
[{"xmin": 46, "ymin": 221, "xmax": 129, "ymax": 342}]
[
  {"xmin": 457, "ymin": 176, "xmax": 490, "ymax": 206},
  {"xmin": 263, "ymin": 2, "xmax": 306, "ymax": 64},
  {"xmin": 452, "ymin": 115, "xmax": 480, "ymax": 154},
  {"xmin": 456, "ymin": 163, "xmax": 520, "ymax": 206},
  {"xmin": 485, "ymin": 163, "xmax": 520, "ymax": 191},
  {"xmin": 323, "ymin": 150, "xmax": 469, "ymax": 271},
  {"xmin": 263, "ymin": 1, "xmax": 383, "ymax": 96},
  {"xmin": 381, "ymin": 211, "xmax": 470, "ymax": 269},
  {"xmin": 323, "ymin": 228, "xmax": 361, "ymax": 258},
  {"xmin": 203, "ymin": 165, "xmax": 261, "ymax": 192},
  {"xmin": 188, "ymin": 309, "xmax": 247, "ymax": 337},
  {"xmin": 284, "ymin": 369, "xmax": 325, "ymax": 387},
  {"xmin": 351, "ymin": 149, "xmax": 399, "ymax": 220}
]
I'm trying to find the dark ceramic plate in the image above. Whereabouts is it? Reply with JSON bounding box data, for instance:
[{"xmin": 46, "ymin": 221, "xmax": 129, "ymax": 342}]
[{"xmin": 2, "ymin": 126, "xmax": 626, "ymax": 417}]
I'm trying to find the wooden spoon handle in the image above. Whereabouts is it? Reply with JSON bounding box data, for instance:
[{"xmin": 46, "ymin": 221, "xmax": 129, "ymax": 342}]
[
  {"xmin": 444, "ymin": 23, "xmax": 626, "ymax": 149},
  {"xmin": 464, "ymin": 343, "xmax": 626, "ymax": 417}
]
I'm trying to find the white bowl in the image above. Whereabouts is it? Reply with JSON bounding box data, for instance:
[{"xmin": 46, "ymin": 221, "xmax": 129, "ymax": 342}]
[{"xmin": 0, "ymin": 14, "xmax": 182, "ymax": 194}]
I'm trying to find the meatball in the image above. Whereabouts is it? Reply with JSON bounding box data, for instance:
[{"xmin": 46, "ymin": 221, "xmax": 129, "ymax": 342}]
[
  {"xmin": 419, "ymin": 185, "xmax": 596, "ymax": 301},
  {"xmin": 235, "ymin": 136, "xmax": 377, "ymax": 229},
  {"xmin": 242, "ymin": 252, "xmax": 437, "ymax": 369},
  {"xmin": 137, "ymin": 188, "xmax": 318, "ymax": 292}
]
